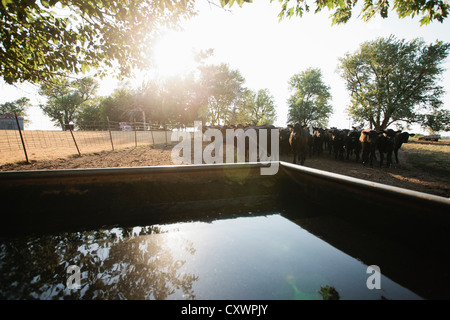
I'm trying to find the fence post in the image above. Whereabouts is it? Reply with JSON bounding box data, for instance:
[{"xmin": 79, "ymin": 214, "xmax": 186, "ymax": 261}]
[
  {"xmin": 69, "ymin": 127, "xmax": 81, "ymax": 156},
  {"xmin": 14, "ymin": 112, "xmax": 29, "ymax": 163},
  {"xmin": 150, "ymin": 120, "xmax": 154, "ymax": 145},
  {"xmin": 107, "ymin": 117, "xmax": 114, "ymax": 151},
  {"xmin": 65, "ymin": 119, "xmax": 81, "ymax": 156},
  {"xmin": 165, "ymin": 124, "xmax": 168, "ymax": 145},
  {"xmin": 134, "ymin": 119, "xmax": 137, "ymax": 148}
]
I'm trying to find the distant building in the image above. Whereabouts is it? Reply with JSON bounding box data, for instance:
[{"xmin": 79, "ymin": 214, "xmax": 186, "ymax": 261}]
[{"xmin": 0, "ymin": 113, "xmax": 24, "ymax": 130}]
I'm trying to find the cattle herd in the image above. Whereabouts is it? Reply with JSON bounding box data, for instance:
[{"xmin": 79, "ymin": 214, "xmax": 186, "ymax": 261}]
[
  {"xmin": 281, "ymin": 124, "xmax": 415, "ymax": 168},
  {"xmin": 202, "ymin": 123, "xmax": 415, "ymax": 168}
]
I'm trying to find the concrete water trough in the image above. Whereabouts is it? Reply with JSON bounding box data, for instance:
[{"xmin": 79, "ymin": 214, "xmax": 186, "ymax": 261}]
[{"xmin": 0, "ymin": 162, "xmax": 449, "ymax": 300}]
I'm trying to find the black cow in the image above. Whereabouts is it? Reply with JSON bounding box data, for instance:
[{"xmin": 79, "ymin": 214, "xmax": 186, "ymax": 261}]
[
  {"xmin": 377, "ymin": 129, "xmax": 398, "ymax": 168},
  {"xmin": 289, "ymin": 123, "xmax": 310, "ymax": 165},
  {"xmin": 327, "ymin": 128, "xmax": 337, "ymax": 157},
  {"xmin": 312, "ymin": 127, "xmax": 325, "ymax": 156},
  {"xmin": 279, "ymin": 126, "xmax": 292, "ymax": 156},
  {"xmin": 329, "ymin": 128, "xmax": 345, "ymax": 160},
  {"xmin": 253, "ymin": 124, "xmax": 277, "ymax": 160},
  {"xmin": 344, "ymin": 128, "xmax": 362, "ymax": 162},
  {"xmin": 360, "ymin": 129, "xmax": 382, "ymax": 167},
  {"xmin": 393, "ymin": 131, "xmax": 415, "ymax": 164},
  {"xmin": 322, "ymin": 129, "xmax": 332, "ymax": 155},
  {"xmin": 231, "ymin": 124, "xmax": 276, "ymax": 162}
]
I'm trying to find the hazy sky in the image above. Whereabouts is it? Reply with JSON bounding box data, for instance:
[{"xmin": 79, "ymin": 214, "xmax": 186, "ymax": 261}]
[{"xmin": 1, "ymin": 0, "xmax": 449, "ymax": 132}]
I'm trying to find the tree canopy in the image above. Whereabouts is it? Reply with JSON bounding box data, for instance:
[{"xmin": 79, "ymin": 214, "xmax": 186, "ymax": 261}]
[
  {"xmin": 198, "ymin": 63, "xmax": 247, "ymax": 125},
  {"xmin": 2, "ymin": 0, "xmax": 449, "ymax": 87},
  {"xmin": 0, "ymin": 97, "xmax": 30, "ymax": 119},
  {"xmin": 39, "ymin": 77, "xmax": 98, "ymax": 129},
  {"xmin": 287, "ymin": 68, "xmax": 333, "ymax": 127},
  {"xmin": 237, "ymin": 89, "xmax": 277, "ymax": 126},
  {"xmin": 222, "ymin": 0, "xmax": 449, "ymax": 25},
  {"xmin": 55, "ymin": 60, "xmax": 277, "ymax": 129},
  {"xmin": 0, "ymin": 0, "xmax": 196, "ymax": 84},
  {"xmin": 421, "ymin": 109, "xmax": 450, "ymax": 133},
  {"xmin": 338, "ymin": 35, "xmax": 450, "ymax": 131}
]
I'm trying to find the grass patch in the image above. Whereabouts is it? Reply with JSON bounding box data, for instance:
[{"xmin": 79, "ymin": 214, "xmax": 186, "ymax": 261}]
[{"xmin": 402, "ymin": 141, "xmax": 450, "ymax": 176}]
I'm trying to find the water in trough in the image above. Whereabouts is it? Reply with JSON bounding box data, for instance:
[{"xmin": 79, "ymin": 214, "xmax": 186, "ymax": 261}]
[{"xmin": 0, "ymin": 213, "xmax": 422, "ymax": 300}]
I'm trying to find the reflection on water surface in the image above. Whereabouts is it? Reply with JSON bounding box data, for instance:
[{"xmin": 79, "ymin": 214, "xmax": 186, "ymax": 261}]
[{"xmin": 0, "ymin": 214, "xmax": 422, "ymax": 300}]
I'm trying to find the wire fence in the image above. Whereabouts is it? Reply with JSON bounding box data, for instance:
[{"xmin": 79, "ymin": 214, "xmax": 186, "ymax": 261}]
[{"xmin": 0, "ymin": 120, "xmax": 191, "ymax": 165}]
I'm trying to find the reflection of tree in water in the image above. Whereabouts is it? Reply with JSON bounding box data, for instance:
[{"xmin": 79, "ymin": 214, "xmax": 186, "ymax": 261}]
[
  {"xmin": 318, "ymin": 285, "xmax": 340, "ymax": 300},
  {"xmin": 0, "ymin": 226, "xmax": 198, "ymax": 299}
]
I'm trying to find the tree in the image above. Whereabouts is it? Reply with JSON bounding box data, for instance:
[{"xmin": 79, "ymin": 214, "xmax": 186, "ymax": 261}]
[
  {"xmin": 236, "ymin": 89, "xmax": 277, "ymax": 125},
  {"xmin": 95, "ymin": 86, "xmax": 137, "ymax": 123},
  {"xmin": 421, "ymin": 109, "xmax": 450, "ymax": 133},
  {"xmin": 159, "ymin": 75, "xmax": 204, "ymax": 127},
  {"xmin": 134, "ymin": 50, "xmax": 215, "ymax": 127},
  {"xmin": 287, "ymin": 68, "xmax": 333, "ymax": 127},
  {"xmin": 136, "ymin": 76, "xmax": 197, "ymax": 127},
  {"xmin": 0, "ymin": 226, "xmax": 198, "ymax": 299},
  {"xmin": 198, "ymin": 63, "xmax": 246, "ymax": 125},
  {"xmin": 338, "ymin": 36, "xmax": 450, "ymax": 131},
  {"xmin": 0, "ymin": 97, "xmax": 30, "ymax": 120},
  {"xmin": 39, "ymin": 77, "xmax": 98, "ymax": 129},
  {"xmin": 76, "ymin": 96, "xmax": 108, "ymax": 130},
  {"xmin": 0, "ymin": 0, "xmax": 196, "ymax": 84},
  {"xmin": 221, "ymin": 0, "xmax": 449, "ymax": 25}
]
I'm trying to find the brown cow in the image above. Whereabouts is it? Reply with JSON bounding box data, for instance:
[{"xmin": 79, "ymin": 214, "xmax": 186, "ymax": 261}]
[{"xmin": 360, "ymin": 129, "xmax": 382, "ymax": 167}]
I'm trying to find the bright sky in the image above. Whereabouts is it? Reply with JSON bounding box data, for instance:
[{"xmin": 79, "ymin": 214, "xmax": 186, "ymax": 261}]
[{"xmin": 1, "ymin": 0, "xmax": 450, "ymax": 133}]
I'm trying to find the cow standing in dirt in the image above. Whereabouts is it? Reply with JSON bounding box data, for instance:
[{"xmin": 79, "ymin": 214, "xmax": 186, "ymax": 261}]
[
  {"xmin": 344, "ymin": 128, "xmax": 362, "ymax": 162},
  {"xmin": 289, "ymin": 123, "xmax": 310, "ymax": 165},
  {"xmin": 360, "ymin": 129, "xmax": 381, "ymax": 167},
  {"xmin": 393, "ymin": 131, "xmax": 415, "ymax": 164},
  {"xmin": 279, "ymin": 126, "xmax": 292, "ymax": 157},
  {"xmin": 377, "ymin": 129, "xmax": 397, "ymax": 168}
]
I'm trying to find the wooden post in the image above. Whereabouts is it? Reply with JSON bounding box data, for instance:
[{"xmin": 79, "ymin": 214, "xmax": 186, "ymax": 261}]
[
  {"xmin": 134, "ymin": 119, "xmax": 137, "ymax": 148},
  {"xmin": 68, "ymin": 126, "xmax": 81, "ymax": 156},
  {"xmin": 14, "ymin": 112, "xmax": 29, "ymax": 163},
  {"xmin": 107, "ymin": 117, "xmax": 114, "ymax": 151},
  {"xmin": 165, "ymin": 124, "xmax": 168, "ymax": 146},
  {"xmin": 66, "ymin": 118, "xmax": 81, "ymax": 156},
  {"xmin": 150, "ymin": 120, "xmax": 154, "ymax": 145}
]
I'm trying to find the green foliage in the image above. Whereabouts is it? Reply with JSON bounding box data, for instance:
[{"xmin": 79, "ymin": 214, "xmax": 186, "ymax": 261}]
[
  {"xmin": 141, "ymin": 75, "xmax": 202, "ymax": 126},
  {"xmin": 198, "ymin": 63, "xmax": 246, "ymax": 125},
  {"xmin": 76, "ymin": 96, "xmax": 109, "ymax": 130},
  {"xmin": 39, "ymin": 77, "xmax": 98, "ymax": 129},
  {"xmin": 219, "ymin": 0, "xmax": 253, "ymax": 8},
  {"xmin": 236, "ymin": 89, "xmax": 277, "ymax": 125},
  {"xmin": 421, "ymin": 109, "xmax": 450, "ymax": 132},
  {"xmin": 338, "ymin": 36, "xmax": 450, "ymax": 130},
  {"xmin": 0, "ymin": 226, "xmax": 198, "ymax": 299},
  {"xmin": 0, "ymin": 97, "xmax": 30, "ymax": 120},
  {"xmin": 270, "ymin": 0, "xmax": 449, "ymax": 25},
  {"xmin": 101, "ymin": 86, "xmax": 142, "ymax": 123},
  {"xmin": 51, "ymin": 59, "xmax": 276, "ymax": 128},
  {"xmin": 319, "ymin": 285, "xmax": 340, "ymax": 300},
  {"xmin": 287, "ymin": 68, "xmax": 333, "ymax": 127},
  {"xmin": 0, "ymin": 0, "xmax": 196, "ymax": 84}
]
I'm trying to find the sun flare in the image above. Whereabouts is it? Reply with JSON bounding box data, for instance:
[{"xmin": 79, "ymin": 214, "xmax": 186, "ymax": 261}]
[{"xmin": 152, "ymin": 32, "xmax": 198, "ymax": 78}]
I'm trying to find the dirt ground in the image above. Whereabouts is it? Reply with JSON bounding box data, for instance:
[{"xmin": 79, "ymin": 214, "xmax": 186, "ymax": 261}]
[{"xmin": 0, "ymin": 143, "xmax": 448, "ymax": 198}]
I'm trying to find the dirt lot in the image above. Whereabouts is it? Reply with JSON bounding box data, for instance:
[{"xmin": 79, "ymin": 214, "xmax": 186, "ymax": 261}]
[{"xmin": 1, "ymin": 142, "xmax": 448, "ymax": 198}]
